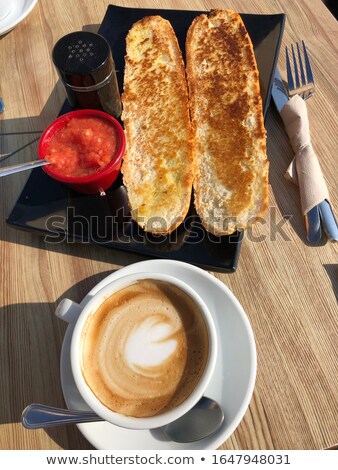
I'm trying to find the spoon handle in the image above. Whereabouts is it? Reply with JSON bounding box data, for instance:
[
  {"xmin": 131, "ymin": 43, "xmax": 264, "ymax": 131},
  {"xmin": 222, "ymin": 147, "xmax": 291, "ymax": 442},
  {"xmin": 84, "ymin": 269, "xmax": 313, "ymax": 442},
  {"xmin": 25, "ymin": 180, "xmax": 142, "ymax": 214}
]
[
  {"xmin": 0, "ymin": 159, "xmax": 50, "ymax": 177},
  {"xmin": 21, "ymin": 403, "xmax": 103, "ymax": 429}
]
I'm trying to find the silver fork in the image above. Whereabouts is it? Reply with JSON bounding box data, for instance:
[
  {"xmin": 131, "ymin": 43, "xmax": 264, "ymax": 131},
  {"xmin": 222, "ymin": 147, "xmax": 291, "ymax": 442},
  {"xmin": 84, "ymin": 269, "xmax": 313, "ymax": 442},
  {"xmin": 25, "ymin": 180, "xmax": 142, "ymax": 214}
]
[
  {"xmin": 286, "ymin": 41, "xmax": 338, "ymax": 242},
  {"xmin": 286, "ymin": 40, "xmax": 315, "ymax": 100}
]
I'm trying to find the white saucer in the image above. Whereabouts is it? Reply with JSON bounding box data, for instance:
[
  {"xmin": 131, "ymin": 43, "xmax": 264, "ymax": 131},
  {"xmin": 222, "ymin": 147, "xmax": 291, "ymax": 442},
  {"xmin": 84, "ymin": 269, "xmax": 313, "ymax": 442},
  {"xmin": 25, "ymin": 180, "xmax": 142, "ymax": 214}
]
[
  {"xmin": 0, "ymin": 0, "xmax": 38, "ymax": 36},
  {"xmin": 60, "ymin": 260, "xmax": 257, "ymax": 450}
]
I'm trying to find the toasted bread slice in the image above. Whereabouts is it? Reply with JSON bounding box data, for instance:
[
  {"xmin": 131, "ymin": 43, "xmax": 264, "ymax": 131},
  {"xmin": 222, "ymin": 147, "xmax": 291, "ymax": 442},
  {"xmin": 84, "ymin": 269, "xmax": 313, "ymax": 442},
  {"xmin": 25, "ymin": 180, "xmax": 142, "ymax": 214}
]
[
  {"xmin": 186, "ymin": 9, "xmax": 269, "ymax": 235},
  {"xmin": 121, "ymin": 16, "xmax": 194, "ymax": 234}
]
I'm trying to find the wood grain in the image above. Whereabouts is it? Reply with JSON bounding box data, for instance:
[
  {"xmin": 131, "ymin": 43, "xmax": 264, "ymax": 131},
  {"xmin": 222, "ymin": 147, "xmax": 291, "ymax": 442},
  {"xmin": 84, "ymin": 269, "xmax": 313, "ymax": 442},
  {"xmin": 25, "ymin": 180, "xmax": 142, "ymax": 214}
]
[{"xmin": 0, "ymin": 0, "xmax": 337, "ymax": 451}]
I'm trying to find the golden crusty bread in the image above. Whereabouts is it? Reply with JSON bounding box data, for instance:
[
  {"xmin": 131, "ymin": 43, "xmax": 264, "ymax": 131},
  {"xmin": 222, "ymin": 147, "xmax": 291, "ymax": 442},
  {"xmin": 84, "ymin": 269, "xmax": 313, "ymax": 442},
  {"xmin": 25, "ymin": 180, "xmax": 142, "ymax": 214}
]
[
  {"xmin": 186, "ymin": 9, "xmax": 269, "ymax": 235},
  {"xmin": 121, "ymin": 16, "xmax": 194, "ymax": 234}
]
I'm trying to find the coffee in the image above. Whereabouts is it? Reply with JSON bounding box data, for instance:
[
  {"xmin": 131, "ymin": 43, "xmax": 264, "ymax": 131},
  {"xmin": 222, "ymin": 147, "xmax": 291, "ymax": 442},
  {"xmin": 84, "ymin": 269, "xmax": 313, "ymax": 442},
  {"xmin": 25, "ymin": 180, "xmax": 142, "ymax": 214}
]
[{"xmin": 81, "ymin": 279, "xmax": 209, "ymax": 418}]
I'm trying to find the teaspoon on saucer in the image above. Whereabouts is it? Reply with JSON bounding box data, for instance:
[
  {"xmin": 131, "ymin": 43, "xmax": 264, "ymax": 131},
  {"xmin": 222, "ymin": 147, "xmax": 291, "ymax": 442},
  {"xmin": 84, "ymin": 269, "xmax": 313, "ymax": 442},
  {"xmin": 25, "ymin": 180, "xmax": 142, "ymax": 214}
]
[
  {"xmin": 21, "ymin": 403, "xmax": 103, "ymax": 428},
  {"xmin": 162, "ymin": 396, "xmax": 224, "ymax": 442},
  {"xmin": 21, "ymin": 397, "xmax": 224, "ymax": 443}
]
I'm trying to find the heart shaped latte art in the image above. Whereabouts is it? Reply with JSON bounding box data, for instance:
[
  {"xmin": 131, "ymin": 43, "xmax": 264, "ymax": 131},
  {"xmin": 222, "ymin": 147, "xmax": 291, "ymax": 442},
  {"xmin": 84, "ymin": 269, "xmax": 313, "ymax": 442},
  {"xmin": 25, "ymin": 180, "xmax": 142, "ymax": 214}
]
[
  {"xmin": 82, "ymin": 280, "xmax": 209, "ymax": 418},
  {"xmin": 125, "ymin": 315, "xmax": 178, "ymax": 373}
]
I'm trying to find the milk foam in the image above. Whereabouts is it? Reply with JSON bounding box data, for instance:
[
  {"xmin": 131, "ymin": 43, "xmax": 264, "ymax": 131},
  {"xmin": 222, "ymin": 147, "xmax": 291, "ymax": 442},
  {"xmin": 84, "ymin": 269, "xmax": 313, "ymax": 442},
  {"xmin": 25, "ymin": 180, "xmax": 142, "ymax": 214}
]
[
  {"xmin": 125, "ymin": 316, "xmax": 178, "ymax": 371},
  {"xmin": 81, "ymin": 279, "xmax": 209, "ymax": 418}
]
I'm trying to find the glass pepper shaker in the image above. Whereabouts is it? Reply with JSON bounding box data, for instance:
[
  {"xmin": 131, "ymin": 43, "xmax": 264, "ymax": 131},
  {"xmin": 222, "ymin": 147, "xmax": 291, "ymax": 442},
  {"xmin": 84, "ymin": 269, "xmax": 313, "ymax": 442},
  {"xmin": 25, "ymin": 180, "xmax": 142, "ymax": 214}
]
[{"xmin": 52, "ymin": 31, "xmax": 121, "ymax": 118}]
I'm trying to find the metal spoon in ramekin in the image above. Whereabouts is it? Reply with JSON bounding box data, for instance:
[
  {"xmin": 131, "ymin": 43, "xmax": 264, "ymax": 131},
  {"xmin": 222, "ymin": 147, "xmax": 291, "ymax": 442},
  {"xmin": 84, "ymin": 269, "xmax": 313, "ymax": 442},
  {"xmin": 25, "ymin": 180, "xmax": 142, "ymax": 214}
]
[{"xmin": 0, "ymin": 159, "xmax": 50, "ymax": 177}]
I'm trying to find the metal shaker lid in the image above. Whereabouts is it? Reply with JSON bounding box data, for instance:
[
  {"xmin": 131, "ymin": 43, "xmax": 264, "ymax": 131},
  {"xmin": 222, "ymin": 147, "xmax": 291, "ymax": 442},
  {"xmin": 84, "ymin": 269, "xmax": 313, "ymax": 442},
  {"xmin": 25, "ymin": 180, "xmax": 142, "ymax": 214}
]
[{"xmin": 52, "ymin": 31, "xmax": 113, "ymax": 89}]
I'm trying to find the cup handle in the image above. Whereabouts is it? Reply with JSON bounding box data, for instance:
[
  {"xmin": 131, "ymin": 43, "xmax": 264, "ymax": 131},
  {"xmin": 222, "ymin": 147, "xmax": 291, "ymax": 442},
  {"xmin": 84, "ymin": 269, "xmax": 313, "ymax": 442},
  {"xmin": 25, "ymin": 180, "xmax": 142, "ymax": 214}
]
[{"xmin": 55, "ymin": 298, "xmax": 82, "ymax": 324}]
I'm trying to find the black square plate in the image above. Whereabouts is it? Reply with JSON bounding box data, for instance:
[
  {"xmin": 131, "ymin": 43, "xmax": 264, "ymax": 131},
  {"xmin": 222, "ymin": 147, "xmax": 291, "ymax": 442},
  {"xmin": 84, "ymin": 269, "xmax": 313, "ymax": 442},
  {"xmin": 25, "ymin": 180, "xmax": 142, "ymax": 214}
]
[{"xmin": 7, "ymin": 5, "xmax": 285, "ymax": 272}]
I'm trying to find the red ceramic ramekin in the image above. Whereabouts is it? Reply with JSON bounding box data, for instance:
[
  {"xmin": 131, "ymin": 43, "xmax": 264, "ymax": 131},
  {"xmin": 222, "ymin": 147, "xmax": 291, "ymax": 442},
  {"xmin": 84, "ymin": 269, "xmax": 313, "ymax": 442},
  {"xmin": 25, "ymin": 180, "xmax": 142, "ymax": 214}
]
[{"xmin": 38, "ymin": 109, "xmax": 126, "ymax": 194}]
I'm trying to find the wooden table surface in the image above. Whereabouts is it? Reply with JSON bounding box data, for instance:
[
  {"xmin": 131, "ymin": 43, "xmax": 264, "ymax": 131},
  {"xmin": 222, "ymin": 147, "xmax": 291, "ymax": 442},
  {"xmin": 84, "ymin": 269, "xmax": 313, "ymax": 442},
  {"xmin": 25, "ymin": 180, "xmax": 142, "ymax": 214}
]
[{"xmin": 0, "ymin": 0, "xmax": 337, "ymax": 451}]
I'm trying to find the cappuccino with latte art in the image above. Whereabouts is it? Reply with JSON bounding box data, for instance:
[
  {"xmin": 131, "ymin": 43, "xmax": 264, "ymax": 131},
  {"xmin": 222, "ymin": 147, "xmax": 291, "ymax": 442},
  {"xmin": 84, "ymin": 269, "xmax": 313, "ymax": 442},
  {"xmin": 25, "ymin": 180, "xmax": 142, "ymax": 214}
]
[{"xmin": 81, "ymin": 279, "xmax": 209, "ymax": 418}]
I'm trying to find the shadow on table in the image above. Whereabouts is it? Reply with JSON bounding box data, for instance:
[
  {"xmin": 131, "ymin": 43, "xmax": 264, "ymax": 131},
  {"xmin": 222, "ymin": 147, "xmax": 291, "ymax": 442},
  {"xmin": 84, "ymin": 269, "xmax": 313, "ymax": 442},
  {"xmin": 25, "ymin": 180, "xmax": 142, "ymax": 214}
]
[
  {"xmin": 265, "ymin": 107, "xmax": 328, "ymax": 247},
  {"xmin": 265, "ymin": 107, "xmax": 304, "ymax": 240},
  {"xmin": 323, "ymin": 264, "xmax": 338, "ymax": 303},
  {"xmin": 0, "ymin": 271, "xmax": 119, "ymax": 450}
]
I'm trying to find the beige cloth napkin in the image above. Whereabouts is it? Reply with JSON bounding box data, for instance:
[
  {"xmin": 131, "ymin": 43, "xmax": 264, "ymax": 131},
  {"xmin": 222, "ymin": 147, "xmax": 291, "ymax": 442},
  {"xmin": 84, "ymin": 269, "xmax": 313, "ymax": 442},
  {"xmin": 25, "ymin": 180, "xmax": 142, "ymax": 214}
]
[{"xmin": 280, "ymin": 94, "xmax": 329, "ymax": 215}]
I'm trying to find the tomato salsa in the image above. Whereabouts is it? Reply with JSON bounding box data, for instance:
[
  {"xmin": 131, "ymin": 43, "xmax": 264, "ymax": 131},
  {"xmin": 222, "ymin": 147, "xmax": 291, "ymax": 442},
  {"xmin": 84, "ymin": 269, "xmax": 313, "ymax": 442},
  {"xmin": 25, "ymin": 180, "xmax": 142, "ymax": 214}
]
[{"xmin": 45, "ymin": 116, "xmax": 118, "ymax": 177}]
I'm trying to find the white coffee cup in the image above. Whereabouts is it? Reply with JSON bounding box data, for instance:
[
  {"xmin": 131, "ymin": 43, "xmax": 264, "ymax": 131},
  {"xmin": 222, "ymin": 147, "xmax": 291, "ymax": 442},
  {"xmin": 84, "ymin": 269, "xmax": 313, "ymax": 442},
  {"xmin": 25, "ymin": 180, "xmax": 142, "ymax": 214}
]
[
  {"xmin": 0, "ymin": 0, "xmax": 12, "ymax": 22},
  {"xmin": 56, "ymin": 271, "xmax": 217, "ymax": 430}
]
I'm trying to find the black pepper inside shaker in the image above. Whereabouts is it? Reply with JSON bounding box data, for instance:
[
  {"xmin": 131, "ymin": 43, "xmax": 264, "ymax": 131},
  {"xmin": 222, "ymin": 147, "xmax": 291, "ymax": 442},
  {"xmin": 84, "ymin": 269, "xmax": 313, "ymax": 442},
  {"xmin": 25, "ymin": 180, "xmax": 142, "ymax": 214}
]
[{"xmin": 52, "ymin": 31, "xmax": 121, "ymax": 118}]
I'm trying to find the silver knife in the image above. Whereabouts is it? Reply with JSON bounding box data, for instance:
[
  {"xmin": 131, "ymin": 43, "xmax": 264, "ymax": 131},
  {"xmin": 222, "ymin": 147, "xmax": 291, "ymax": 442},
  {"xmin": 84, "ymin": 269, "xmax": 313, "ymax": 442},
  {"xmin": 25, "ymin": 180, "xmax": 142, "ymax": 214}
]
[
  {"xmin": 271, "ymin": 68, "xmax": 290, "ymax": 113},
  {"xmin": 271, "ymin": 68, "xmax": 322, "ymax": 243}
]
